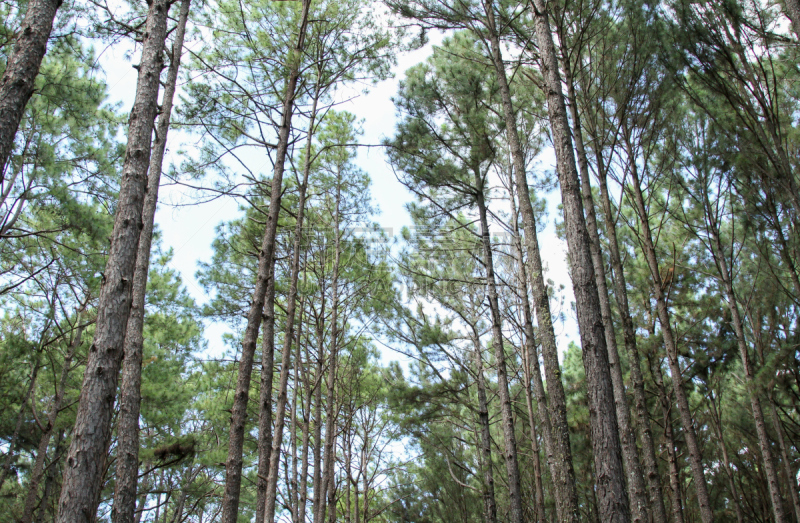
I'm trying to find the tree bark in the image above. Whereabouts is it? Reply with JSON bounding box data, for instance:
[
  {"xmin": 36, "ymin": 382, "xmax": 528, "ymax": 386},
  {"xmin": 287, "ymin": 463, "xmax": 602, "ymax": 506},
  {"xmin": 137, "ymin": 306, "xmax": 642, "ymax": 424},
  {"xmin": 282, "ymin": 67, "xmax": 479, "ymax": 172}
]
[
  {"xmin": 55, "ymin": 0, "xmax": 169, "ymax": 519},
  {"xmin": 483, "ymin": 7, "xmax": 581, "ymax": 521},
  {"xmin": 21, "ymin": 313, "xmax": 87, "ymax": 523},
  {"xmin": 113, "ymin": 2, "xmax": 191, "ymax": 520},
  {"xmin": 221, "ymin": 2, "xmax": 310, "ymax": 521},
  {"xmin": 0, "ymin": 0, "xmax": 61, "ymax": 182},
  {"xmin": 525, "ymin": 1, "xmax": 631, "ymax": 520}
]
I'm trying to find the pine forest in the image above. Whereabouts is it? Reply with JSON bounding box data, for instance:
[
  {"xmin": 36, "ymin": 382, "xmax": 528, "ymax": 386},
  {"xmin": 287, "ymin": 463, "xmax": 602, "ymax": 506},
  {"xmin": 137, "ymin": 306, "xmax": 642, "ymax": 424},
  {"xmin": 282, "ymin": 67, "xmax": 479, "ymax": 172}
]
[{"xmin": 1, "ymin": 0, "xmax": 799, "ymax": 521}]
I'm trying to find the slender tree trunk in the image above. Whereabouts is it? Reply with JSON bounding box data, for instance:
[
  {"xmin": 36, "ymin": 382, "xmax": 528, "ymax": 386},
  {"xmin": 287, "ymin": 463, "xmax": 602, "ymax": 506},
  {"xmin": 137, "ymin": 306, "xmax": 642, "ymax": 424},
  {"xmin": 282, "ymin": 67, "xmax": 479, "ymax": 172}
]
[
  {"xmin": 708, "ymin": 391, "xmax": 745, "ymax": 523},
  {"xmin": 594, "ymin": 148, "xmax": 667, "ymax": 523},
  {"xmin": 256, "ymin": 268, "xmax": 276, "ymax": 523},
  {"xmin": 113, "ymin": 3, "xmax": 191, "ymax": 521},
  {"xmin": 483, "ymin": 8, "xmax": 581, "ymax": 521},
  {"xmin": 650, "ymin": 354, "xmax": 685, "ymax": 523},
  {"xmin": 509, "ymin": 176, "xmax": 553, "ymax": 523},
  {"xmin": 771, "ymin": 399, "xmax": 800, "ymax": 522},
  {"xmin": 289, "ymin": 316, "xmax": 303, "ymax": 521},
  {"xmin": 298, "ymin": 336, "xmax": 315, "ymax": 523},
  {"xmin": 22, "ymin": 313, "xmax": 87, "ymax": 523},
  {"xmin": 317, "ymin": 178, "xmax": 343, "ymax": 523},
  {"xmin": 311, "ymin": 332, "xmax": 325, "ymax": 522},
  {"xmin": 623, "ymin": 133, "xmax": 713, "ymax": 523},
  {"xmin": 561, "ymin": 53, "xmax": 651, "ymax": 523},
  {"xmin": 470, "ymin": 331, "xmax": 498, "ymax": 523},
  {"xmin": 702, "ymin": 198, "xmax": 787, "ymax": 522},
  {"xmin": 36, "ymin": 429, "xmax": 65, "ymax": 523},
  {"xmin": 55, "ymin": 0, "xmax": 169, "ymax": 519},
  {"xmin": 222, "ymin": 3, "xmax": 311, "ymax": 521},
  {"xmin": 0, "ymin": 0, "xmax": 61, "ymax": 181},
  {"xmin": 522, "ymin": 1, "xmax": 631, "ymax": 520},
  {"xmin": 474, "ymin": 183, "xmax": 524, "ymax": 523}
]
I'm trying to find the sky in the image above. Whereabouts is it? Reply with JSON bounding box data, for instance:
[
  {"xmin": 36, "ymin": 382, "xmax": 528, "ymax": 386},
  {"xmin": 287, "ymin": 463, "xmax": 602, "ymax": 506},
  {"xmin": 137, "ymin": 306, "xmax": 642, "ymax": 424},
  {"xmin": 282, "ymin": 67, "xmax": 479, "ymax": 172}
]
[{"xmin": 95, "ymin": 9, "xmax": 579, "ymax": 363}]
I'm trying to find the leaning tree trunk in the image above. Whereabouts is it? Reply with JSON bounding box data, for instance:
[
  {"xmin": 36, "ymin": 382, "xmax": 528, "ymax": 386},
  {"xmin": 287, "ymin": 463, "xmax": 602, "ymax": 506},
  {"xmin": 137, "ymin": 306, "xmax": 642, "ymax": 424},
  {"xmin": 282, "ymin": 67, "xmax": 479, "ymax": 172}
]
[
  {"xmin": 0, "ymin": 0, "xmax": 61, "ymax": 182},
  {"xmin": 770, "ymin": 398, "xmax": 800, "ymax": 522},
  {"xmin": 559, "ymin": 50, "xmax": 652, "ymax": 523},
  {"xmin": 112, "ymin": 2, "xmax": 191, "ymax": 521},
  {"xmin": 520, "ymin": 1, "xmax": 631, "ymax": 520},
  {"xmin": 21, "ymin": 312, "xmax": 87, "ymax": 523},
  {"xmin": 483, "ymin": 6, "xmax": 581, "ymax": 521},
  {"xmin": 220, "ymin": 2, "xmax": 311, "ymax": 521},
  {"xmin": 624, "ymin": 133, "xmax": 714, "ymax": 523},
  {"xmin": 474, "ymin": 181, "xmax": 525, "ymax": 523},
  {"xmin": 255, "ymin": 267, "xmax": 276, "ymax": 523},
  {"xmin": 593, "ymin": 146, "xmax": 668, "ymax": 523},
  {"xmin": 702, "ymin": 194, "xmax": 788, "ymax": 522},
  {"xmin": 509, "ymin": 183, "xmax": 549, "ymax": 523},
  {"xmin": 55, "ymin": 0, "xmax": 169, "ymax": 518}
]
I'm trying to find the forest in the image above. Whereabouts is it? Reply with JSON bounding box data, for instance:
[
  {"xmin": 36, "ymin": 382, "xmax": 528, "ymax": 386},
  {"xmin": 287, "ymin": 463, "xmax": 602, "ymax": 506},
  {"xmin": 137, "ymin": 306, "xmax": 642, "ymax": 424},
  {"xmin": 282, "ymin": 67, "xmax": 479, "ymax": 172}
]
[{"xmin": 1, "ymin": 0, "xmax": 799, "ymax": 521}]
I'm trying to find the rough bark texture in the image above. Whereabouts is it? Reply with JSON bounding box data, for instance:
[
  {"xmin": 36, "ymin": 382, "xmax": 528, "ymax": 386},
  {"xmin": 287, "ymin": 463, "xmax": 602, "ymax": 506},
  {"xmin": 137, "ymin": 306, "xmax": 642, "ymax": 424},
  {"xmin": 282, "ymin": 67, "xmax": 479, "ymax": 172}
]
[
  {"xmin": 527, "ymin": 1, "xmax": 630, "ymax": 520},
  {"xmin": 625, "ymin": 147, "xmax": 713, "ymax": 523},
  {"xmin": 484, "ymin": 10, "xmax": 581, "ymax": 521},
  {"xmin": 55, "ymin": 1, "xmax": 168, "ymax": 519},
  {"xmin": 112, "ymin": 2, "xmax": 191, "ymax": 521},
  {"xmin": 0, "ymin": 0, "xmax": 60, "ymax": 182},
  {"xmin": 475, "ymin": 186, "xmax": 524, "ymax": 523},
  {"xmin": 220, "ymin": 2, "xmax": 310, "ymax": 520},
  {"xmin": 21, "ymin": 315, "xmax": 86, "ymax": 523}
]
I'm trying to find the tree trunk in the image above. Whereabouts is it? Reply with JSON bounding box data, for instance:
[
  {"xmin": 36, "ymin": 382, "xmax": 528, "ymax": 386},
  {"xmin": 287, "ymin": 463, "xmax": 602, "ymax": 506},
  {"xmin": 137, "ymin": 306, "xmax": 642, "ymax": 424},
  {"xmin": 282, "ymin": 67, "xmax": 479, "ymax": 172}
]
[
  {"xmin": 559, "ymin": 52, "xmax": 652, "ymax": 523},
  {"xmin": 702, "ymin": 195, "xmax": 788, "ymax": 522},
  {"xmin": 650, "ymin": 354, "xmax": 685, "ymax": 523},
  {"xmin": 21, "ymin": 313, "xmax": 87, "ymax": 523},
  {"xmin": 221, "ymin": 2, "xmax": 311, "ymax": 521},
  {"xmin": 35, "ymin": 428, "xmax": 65, "ymax": 523},
  {"xmin": 708, "ymin": 391, "xmax": 745, "ymax": 523},
  {"xmin": 255, "ymin": 269, "xmax": 276, "ymax": 523},
  {"xmin": 624, "ymin": 134, "xmax": 714, "ymax": 523},
  {"xmin": 771, "ymin": 398, "xmax": 800, "ymax": 522},
  {"xmin": 298, "ymin": 334, "xmax": 315, "ymax": 523},
  {"xmin": 113, "ymin": 2, "xmax": 191, "ymax": 521},
  {"xmin": 483, "ymin": 7, "xmax": 581, "ymax": 521},
  {"xmin": 55, "ymin": 0, "xmax": 169, "ymax": 519},
  {"xmin": 510, "ymin": 186, "xmax": 548, "ymax": 523},
  {"xmin": 783, "ymin": 0, "xmax": 800, "ymax": 38},
  {"xmin": 474, "ymin": 183, "xmax": 524, "ymax": 523},
  {"xmin": 317, "ymin": 176, "xmax": 343, "ymax": 523},
  {"xmin": 593, "ymin": 148, "xmax": 667, "ymax": 523},
  {"xmin": 470, "ymin": 331, "xmax": 498, "ymax": 523},
  {"xmin": 0, "ymin": 0, "xmax": 61, "ymax": 181},
  {"xmin": 524, "ymin": 1, "xmax": 631, "ymax": 520}
]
